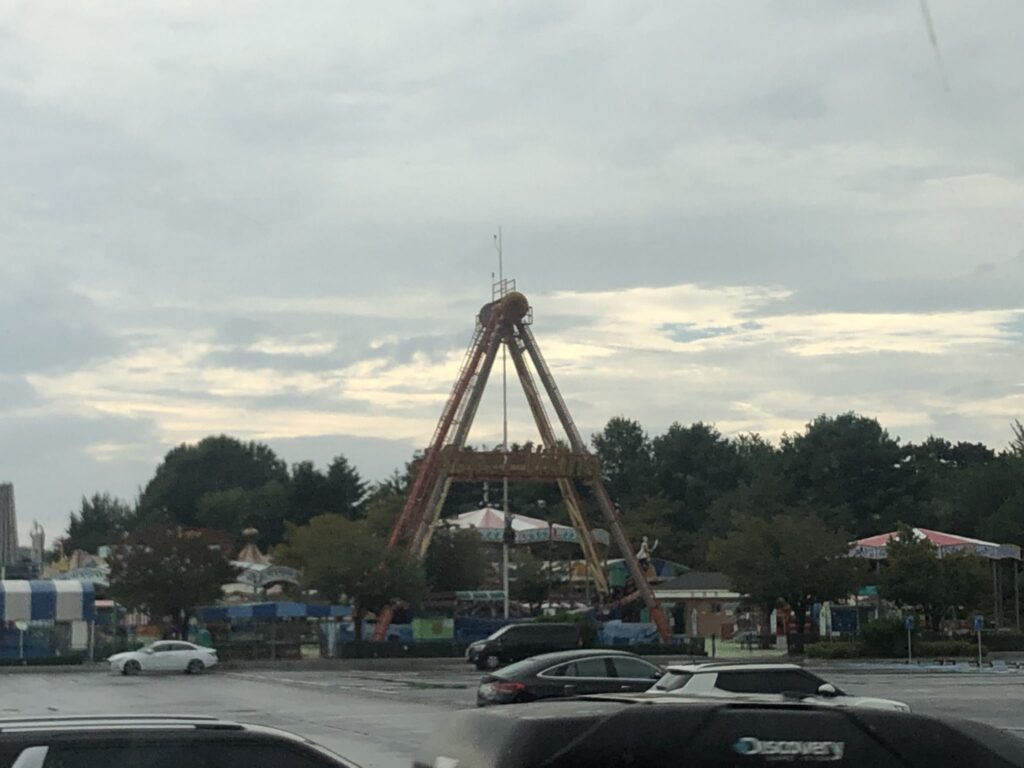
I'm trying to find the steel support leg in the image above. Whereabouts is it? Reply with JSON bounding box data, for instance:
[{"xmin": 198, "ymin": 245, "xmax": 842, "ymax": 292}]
[
  {"xmin": 518, "ymin": 322, "xmax": 671, "ymax": 642},
  {"xmin": 506, "ymin": 334, "xmax": 608, "ymax": 595}
]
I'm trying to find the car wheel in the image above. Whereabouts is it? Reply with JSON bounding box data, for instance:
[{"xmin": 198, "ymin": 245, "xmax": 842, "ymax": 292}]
[
  {"xmin": 122, "ymin": 660, "xmax": 141, "ymax": 676},
  {"xmin": 483, "ymin": 653, "xmax": 501, "ymax": 670},
  {"xmin": 186, "ymin": 659, "xmax": 205, "ymax": 675}
]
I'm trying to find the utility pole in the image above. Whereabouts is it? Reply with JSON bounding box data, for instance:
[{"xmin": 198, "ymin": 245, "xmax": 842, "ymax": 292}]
[{"xmin": 496, "ymin": 228, "xmax": 511, "ymax": 620}]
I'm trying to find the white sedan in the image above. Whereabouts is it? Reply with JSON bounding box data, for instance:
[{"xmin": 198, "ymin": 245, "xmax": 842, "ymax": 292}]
[
  {"xmin": 649, "ymin": 662, "xmax": 910, "ymax": 711},
  {"xmin": 108, "ymin": 641, "xmax": 219, "ymax": 676}
]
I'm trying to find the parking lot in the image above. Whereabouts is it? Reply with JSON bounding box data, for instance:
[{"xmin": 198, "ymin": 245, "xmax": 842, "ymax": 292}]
[{"xmin": 3, "ymin": 661, "xmax": 1023, "ymax": 768}]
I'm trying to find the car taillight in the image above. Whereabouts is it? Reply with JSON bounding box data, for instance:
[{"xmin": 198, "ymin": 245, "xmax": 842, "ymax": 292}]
[{"xmin": 492, "ymin": 681, "xmax": 525, "ymax": 695}]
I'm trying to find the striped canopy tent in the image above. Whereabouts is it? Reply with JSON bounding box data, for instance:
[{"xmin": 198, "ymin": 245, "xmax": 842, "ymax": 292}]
[
  {"xmin": 851, "ymin": 527, "xmax": 1021, "ymax": 561},
  {"xmin": 0, "ymin": 580, "xmax": 96, "ymax": 622},
  {"xmin": 445, "ymin": 507, "xmax": 610, "ymax": 546},
  {"xmin": 852, "ymin": 528, "xmax": 1022, "ymax": 630}
]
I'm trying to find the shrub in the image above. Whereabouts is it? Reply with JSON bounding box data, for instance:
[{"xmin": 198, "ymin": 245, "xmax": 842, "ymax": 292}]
[
  {"xmin": 979, "ymin": 633, "xmax": 1024, "ymax": 652},
  {"xmin": 859, "ymin": 617, "xmax": 906, "ymax": 657},
  {"xmin": 915, "ymin": 640, "xmax": 984, "ymax": 658},
  {"xmin": 805, "ymin": 642, "xmax": 861, "ymax": 660}
]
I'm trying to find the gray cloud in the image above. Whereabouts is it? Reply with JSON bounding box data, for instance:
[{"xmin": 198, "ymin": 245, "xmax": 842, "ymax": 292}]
[
  {"xmin": 2, "ymin": 1, "xmax": 1024, "ymax": 544},
  {"xmin": 0, "ymin": 277, "xmax": 122, "ymax": 374},
  {"xmin": 0, "ymin": 375, "xmax": 37, "ymax": 408},
  {"xmin": 0, "ymin": 409, "xmax": 161, "ymax": 540}
]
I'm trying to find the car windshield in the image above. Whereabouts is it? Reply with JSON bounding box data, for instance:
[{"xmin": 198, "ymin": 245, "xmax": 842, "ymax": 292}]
[
  {"xmin": 653, "ymin": 670, "xmax": 694, "ymax": 692},
  {"xmin": 487, "ymin": 625, "xmax": 514, "ymax": 640}
]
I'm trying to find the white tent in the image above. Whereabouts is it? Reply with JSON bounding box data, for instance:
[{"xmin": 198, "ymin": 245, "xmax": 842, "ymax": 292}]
[{"xmin": 444, "ymin": 507, "xmax": 609, "ymax": 545}]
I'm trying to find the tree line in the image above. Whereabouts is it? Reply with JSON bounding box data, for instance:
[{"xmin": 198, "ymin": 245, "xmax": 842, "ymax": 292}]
[{"xmin": 62, "ymin": 415, "xmax": 1024, "ymax": 634}]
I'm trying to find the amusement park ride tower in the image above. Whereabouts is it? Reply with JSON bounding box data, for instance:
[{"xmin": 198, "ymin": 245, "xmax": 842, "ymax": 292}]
[{"xmin": 373, "ymin": 279, "xmax": 671, "ymax": 642}]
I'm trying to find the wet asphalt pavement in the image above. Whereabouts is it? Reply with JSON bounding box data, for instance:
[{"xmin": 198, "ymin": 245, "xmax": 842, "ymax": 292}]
[{"xmin": 2, "ymin": 661, "xmax": 1023, "ymax": 768}]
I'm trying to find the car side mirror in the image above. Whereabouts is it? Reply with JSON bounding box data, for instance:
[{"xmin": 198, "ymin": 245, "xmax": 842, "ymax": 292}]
[
  {"xmin": 817, "ymin": 683, "xmax": 837, "ymax": 697},
  {"xmin": 142, "ymin": 648, "xmax": 154, "ymax": 655}
]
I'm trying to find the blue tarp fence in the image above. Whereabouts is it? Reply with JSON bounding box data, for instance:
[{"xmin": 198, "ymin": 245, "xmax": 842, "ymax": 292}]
[
  {"xmin": 196, "ymin": 603, "xmax": 681, "ymax": 648},
  {"xmin": 598, "ymin": 620, "xmax": 660, "ymax": 645},
  {"xmin": 196, "ymin": 602, "xmax": 351, "ymax": 622}
]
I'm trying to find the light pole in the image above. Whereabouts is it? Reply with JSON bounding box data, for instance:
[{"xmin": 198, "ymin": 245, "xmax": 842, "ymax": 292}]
[{"xmin": 539, "ymin": 500, "xmax": 552, "ymax": 600}]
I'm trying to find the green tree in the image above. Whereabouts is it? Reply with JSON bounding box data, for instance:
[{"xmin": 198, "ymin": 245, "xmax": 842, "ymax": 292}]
[
  {"xmin": 951, "ymin": 457, "xmax": 1024, "ymax": 541},
  {"xmin": 325, "ymin": 454, "xmax": 368, "ymax": 519},
  {"xmin": 620, "ymin": 495, "xmax": 687, "ymax": 561},
  {"xmin": 732, "ymin": 432, "xmax": 778, "ymax": 482},
  {"xmin": 708, "ymin": 512, "xmax": 862, "ymax": 642},
  {"xmin": 940, "ymin": 552, "xmax": 991, "ymax": 622},
  {"xmin": 273, "ymin": 514, "xmax": 425, "ymax": 640},
  {"xmin": 288, "ymin": 461, "xmax": 332, "ymax": 527},
  {"xmin": 511, "ymin": 549, "xmax": 549, "ymax": 615},
  {"xmin": 877, "ymin": 526, "xmax": 942, "ymax": 626},
  {"xmin": 107, "ymin": 526, "xmax": 239, "ymax": 637},
  {"xmin": 196, "ymin": 481, "xmax": 289, "ymax": 548},
  {"xmin": 65, "ymin": 493, "xmax": 133, "ymax": 553},
  {"xmin": 779, "ymin": 413, "xmax": 909, "ymax": 536},
  {"xmin": 137, "ymin": 436, "xmax": 288, "ymax": 527},
  {"xmin": 1010, "ymin": 419, "xmax": 1024, "ymax": 458},
  {"xmin": 651, "ymin": 422, "xmax": 744, "ymax": 531},
  {"xmin": 364, "ymin": 485, "xmax": 405, "ymax": 538},
  {"xmin": 592, "ymin": 417, "xmax": 654, "ymax": 504},
  {"xmin": 424, "ymin": 527, "xmax": 488, "ymax": 591},
  {"xmin": 879, "ymin": 526, "xmax": 991, "ymax": 628}
]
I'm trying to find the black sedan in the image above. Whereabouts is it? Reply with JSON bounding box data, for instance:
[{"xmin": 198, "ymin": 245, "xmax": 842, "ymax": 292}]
[{"xmin": 476, "ymin": 649, "xmax": 663, "ymax": 706}]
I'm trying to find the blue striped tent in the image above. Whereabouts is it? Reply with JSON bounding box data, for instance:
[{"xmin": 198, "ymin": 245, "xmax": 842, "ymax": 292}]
[{"xmin": 0, "ymin": 580, "xmax": 96, "ymax": 623}]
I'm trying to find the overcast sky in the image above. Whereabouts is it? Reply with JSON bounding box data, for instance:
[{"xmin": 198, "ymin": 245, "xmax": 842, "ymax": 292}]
[{"xmin": 2, "ymin": 1, "xmax": 1023, "ymax": 546}]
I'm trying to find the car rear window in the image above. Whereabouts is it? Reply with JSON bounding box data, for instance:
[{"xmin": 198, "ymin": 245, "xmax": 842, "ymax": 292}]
[
  {"xmin": 41, "ymin": 741, "xmax": 330, "ymax": 768},
  {"xmin": 652, "ymin": 670, "xmax": 693, "ymax": 691},
  {"xmin": 610, "ymin": 657, "xmax": 659, "ymax": 680},
  {"xmin": 43, "ymin": 743, "xmax": 193, "ymax": 768},
  {"xmin": 715, "ymin": 670, "xmax": 821, "ymax": 695},
  {"xmin": 565, "ymin": 657, "xmax": 610, "ymax": 677},
  {"xmin": 498, "ymin": 657, "xmax": 548, "ymax": 677}
]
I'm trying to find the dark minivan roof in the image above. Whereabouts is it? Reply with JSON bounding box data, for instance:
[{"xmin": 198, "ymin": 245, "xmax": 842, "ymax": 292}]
[{"xmin": 413, "ymin": 697, "xmax": 1024, "ymax": 768}]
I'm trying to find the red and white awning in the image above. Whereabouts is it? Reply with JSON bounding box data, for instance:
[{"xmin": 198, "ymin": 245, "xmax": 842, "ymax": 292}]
[{"xmin": 851, "ymin": 527, "xmax": 1020, "ymax": 561}]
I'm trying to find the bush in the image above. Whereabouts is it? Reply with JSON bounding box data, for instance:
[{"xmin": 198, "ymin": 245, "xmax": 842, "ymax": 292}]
[
  {"xmin": 915, "ymin": 640, "xmax": 984, "ymax": 658},
  {"xmin": 805, "ymin": 642, "xmax": 861, "ymax": 660},
  {"xmin": 859, "ymin": 617, "xmax": 905, "ymax": 657},
  {"xmin": 979, "ymin": 633, "xmax": 1024, "ymax": 652}
]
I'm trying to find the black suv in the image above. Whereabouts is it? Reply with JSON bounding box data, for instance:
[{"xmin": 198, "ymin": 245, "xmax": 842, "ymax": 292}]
[
  {"xmin": 465, "ymin": 623, "xmax": 581, "ymax": 670},
  {"xmin": 415, "ymin": 696, "xmax": 1024, "ymax": 768},
  {"xmin": 0, "ymin": 716, "xmax": 359, "ymax": 768}
]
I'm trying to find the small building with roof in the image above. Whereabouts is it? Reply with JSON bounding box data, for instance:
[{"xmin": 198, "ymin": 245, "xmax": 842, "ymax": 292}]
[{"xmin": 654, "ymin": 571, "xmax": 748, "ymax": 639}]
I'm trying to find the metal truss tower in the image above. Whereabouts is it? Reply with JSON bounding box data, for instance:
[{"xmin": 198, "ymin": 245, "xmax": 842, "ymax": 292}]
[{"xmin": 372, "ymin": 282, "xmax": 671, "ymax": 642}]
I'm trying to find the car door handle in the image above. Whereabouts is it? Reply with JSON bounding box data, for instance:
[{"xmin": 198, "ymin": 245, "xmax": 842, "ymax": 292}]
[
  {"xmin": 563, "ymin": 685, "xmax": 577, "ymax": 696},
  {"xmin": 619, "ymin": 685, "xmax": 632, "ymax": 690}
]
